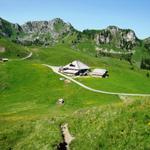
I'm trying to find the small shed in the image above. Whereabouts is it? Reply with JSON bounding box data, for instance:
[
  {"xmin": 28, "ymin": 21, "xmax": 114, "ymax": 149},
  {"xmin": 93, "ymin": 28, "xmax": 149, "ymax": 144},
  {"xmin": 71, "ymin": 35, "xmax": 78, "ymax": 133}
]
[
  {"xmin": 0, "ymin": 58, "xmax": 8, "ymax": 62},
  {"xmin": 91, "ymin": 69, "xmax": 108, "ymax": 78}
]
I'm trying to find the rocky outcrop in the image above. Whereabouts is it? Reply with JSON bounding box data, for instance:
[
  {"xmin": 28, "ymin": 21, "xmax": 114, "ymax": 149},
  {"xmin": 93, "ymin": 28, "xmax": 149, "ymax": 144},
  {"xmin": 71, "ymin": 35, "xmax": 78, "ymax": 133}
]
[
  {"xmin": 19, "ymin": 18, "xmax": 74, "ymax": 45},
  {"xmin": 0, "ymin": 17, "xmax": 74, "ymax": 45},
  {"xmin": 22, "ymin": 18, "xmax": 72, "ymax": 34},
  {"xmin": 95, "ymin": 26, "xmax": 138, "ymax": 50},
  {"xmin": 81, "ymin": 26, "xmax": 138, "ymax": 51},
  {"xmin": 0, "ymin": 17, "xmax": 145, "ymax": 51},
  {"xmin": 95, "ymin": 30, "xmax": 111, "ymax": 44}
]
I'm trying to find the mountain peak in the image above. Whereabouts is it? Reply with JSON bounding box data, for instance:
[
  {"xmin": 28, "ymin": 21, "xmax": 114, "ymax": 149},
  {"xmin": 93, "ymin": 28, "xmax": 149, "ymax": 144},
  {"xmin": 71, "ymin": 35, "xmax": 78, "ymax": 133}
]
[
  {"xmin": 107, "ymin": 25, "xmax": 119, "ymax": 30},
  {"xmin": 51, "ymin": 18, "xmax": 64, "ymax": 22}
]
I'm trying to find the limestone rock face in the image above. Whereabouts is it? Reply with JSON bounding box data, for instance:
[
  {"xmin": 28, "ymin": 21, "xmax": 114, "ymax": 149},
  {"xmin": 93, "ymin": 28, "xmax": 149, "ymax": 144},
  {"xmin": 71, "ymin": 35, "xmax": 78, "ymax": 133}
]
[
  {"xmin": 20, "ymin": 18, "xmax": 74, "ymax": 45},
  {"xmin": 107, "ymin": 26, "xmax": 119, "ymax": 35},
  {"xmin": 22, "ymin": 18, "xmax": 71, "ymax": 33},
  {"xmin": 95, "ymin": 26, "xmax": 138, "ymax": 50},
  {"xmin": 95, "ymin": 32, "xmax": 111, "ymax": 44},
  {"xmin": 123, "ymin": 31, "xmax": 136, "ymax": 43},
  {"xmin": 0, "ymin": 17, "xmax": 141, "ymax": 50}
]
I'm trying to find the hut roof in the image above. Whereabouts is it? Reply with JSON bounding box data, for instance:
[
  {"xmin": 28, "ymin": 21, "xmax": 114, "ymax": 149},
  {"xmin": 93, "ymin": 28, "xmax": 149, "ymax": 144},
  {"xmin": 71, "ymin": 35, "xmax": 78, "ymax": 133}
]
[
  {"xmin": 63, "ymin": 69, "xmax": 79, "ymax": 74},
  {"xmin": 63, "ymin": 60, "xmax": 90, "ymax": 70},
  {"xmin": 92, "ymin": 69, "xmax": 107, "ymax": 76}
]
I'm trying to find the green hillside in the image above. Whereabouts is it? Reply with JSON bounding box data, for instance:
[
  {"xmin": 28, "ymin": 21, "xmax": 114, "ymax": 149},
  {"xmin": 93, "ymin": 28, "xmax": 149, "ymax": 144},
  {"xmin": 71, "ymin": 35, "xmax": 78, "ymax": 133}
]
[
  {"xmin": 0, "ymin": 60, "xmax": 119, "ymax": 149},
  {"xmin": 0, "ymin": 30, "xmax": 150, "ymax": 149},
  {"xmin": 0, "ymin": 16, "xmax": 150, "ymax": 69},
  {"xmin": 0, "ymin": 61, "xmax": 119, "ymax": 116},
  {"xmin": 0, "ymin": 17, "xmax": 23, "ymax": 39},
  {"xmin": 28, "ymin": 44, "xmax": 150, "ymax": 94},
  {"xmin": 66, "ymin": 98, "xmax": 150, "ymax": 150},
  {"xmin": 0, "ymin": 38, "xmax": 29, "ymax": 58},
  {"xmin": 0, "ymin": 95, "xmax": 149, "ymax": 149},
  {"xmin": 77, "ymin": 64, "xmax": 150, "ymax": 94}
]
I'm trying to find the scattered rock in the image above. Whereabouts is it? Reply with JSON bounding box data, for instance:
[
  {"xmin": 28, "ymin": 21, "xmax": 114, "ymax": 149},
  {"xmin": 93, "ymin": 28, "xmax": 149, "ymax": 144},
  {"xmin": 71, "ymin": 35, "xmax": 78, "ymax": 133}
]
[
  {"xmin": 64, "ymin": 79, "xmax": 71, "ymax": 84},
  {"xmin": 59, "ymin": 77, "xmax": 65, "ymax": 81},
  {"xmin": 57, "ymin": 98, "xmax": 64, "ymax": 105},
  {"xmin": 119, "ymin": 95, "xmax": 133, "ymax": 104}
]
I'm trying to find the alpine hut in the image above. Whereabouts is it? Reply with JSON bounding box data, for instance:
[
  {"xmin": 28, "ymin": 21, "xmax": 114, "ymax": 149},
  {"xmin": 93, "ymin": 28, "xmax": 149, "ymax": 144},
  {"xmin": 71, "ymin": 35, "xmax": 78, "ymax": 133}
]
[{"xmin": 60, "ymin": 60, "xmax": 90, "ymax": 76}]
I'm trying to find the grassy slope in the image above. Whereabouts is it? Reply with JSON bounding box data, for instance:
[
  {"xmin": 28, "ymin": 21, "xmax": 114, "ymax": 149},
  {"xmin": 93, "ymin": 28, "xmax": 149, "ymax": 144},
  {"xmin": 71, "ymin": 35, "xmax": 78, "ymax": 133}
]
[
  {"xmin": 0, "ymin": 38, "xmax": 29, "ymax": 58},
  {"xmin": 68, "ymin": 98, "xmax": 150, "ymax": 149},
  {"xmin": 77, "ymin": 65, "xmax": 150, "ymax": 94},
  {"xmin": 75, "ymin": 39, "xmax": 96, "ymax": 56},
  {"xmin": 0, "ymin": 61, "xmax": 119, "ymax": 149},
  {"xmin": 0, "ymin": 98, "xmax": 149, "ymax": 150},
  {"xmin": 63, "ymin": 31, "xmax": 150, "ymax": 68},
  {"xmin": 0, "ymin": 42, "xmax": 150, "ymax": 149},
  {"xmin": 31, "ymin": 44, "xmax": 150, "ymax": 94},
  {"xmin": 30, "ymin": 44, "xmax": 105, "ymax": 66},
  {"xmin": 0, "ymin": 61, "xmax": 119, "ymax": 116},
  {"xmin": 0, "ymin": 18, "xmax": 19, "ymax": 39}
]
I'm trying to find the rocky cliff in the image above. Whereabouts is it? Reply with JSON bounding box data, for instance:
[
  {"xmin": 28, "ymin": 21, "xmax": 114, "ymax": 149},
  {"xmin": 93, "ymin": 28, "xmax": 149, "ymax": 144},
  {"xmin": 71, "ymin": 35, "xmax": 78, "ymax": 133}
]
[
  {"xmin": 19, "ymin": 18, "xmax": 75, "ymax": 45},
  {"xmin": 85, "ymin": 26, "xmax": 138, "ymax": 50},
  {"xmin": 0, "ymin": 17, "xmax": 145, "ymax": 51}
]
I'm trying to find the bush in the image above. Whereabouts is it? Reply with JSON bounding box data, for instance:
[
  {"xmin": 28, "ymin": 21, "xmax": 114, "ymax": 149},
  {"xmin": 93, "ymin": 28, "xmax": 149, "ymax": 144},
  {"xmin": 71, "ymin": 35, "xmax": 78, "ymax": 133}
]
[
  {"xmin": 140, "ymin": 58, "xmax": 150, "ymax": 70},
  {"xmin": 146, "ymin": 72, "xmax": 150, "ymax": 78}
]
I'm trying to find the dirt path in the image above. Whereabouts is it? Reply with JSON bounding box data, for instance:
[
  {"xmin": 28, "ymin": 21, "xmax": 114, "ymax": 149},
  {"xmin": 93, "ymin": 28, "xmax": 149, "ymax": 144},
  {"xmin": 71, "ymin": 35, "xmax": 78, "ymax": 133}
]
[
  {"xmin": 21, "ymin": 52, "xmax": 33, "ymax": 60},
  {"xmin": 43, "ymin": 64, "xmax": 150, "ymax": 97}
]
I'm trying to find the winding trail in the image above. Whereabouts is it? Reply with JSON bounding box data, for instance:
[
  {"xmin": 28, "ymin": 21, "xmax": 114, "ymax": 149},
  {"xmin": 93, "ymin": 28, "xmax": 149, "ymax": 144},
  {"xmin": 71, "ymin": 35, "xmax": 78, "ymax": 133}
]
[
  {"xmin": 43, "ymin": 64, "xmax": 150, "ymax": 97},
  {"xmin": 21, "ymin": 52, "xmax": 33, "ymax": 60}
]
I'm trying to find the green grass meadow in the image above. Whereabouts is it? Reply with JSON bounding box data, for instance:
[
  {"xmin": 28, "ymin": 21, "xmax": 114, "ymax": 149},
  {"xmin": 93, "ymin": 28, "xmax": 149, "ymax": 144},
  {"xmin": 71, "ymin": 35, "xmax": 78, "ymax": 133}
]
[{"xmin": 0, "ymin": 42, "xmax": 150, "ymax": 149}]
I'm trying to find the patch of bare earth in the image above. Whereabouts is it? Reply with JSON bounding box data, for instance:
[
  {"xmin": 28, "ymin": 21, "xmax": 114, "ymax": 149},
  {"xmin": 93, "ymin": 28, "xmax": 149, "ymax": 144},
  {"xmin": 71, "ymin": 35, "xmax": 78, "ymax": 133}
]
[
  {"xmin": 0, "ymin": 46, "xmax": 5, "ymax": 53},
  {"xmin": 57, "ymin": 123, "xmax": 75, "ymax": 150}
]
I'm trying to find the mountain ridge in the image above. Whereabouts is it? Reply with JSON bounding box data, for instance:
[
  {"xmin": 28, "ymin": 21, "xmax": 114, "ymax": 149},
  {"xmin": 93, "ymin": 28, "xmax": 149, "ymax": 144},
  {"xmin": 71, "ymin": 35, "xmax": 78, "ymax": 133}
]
[
  {"xmin": 0, "ymin": 18, "xmax": 140, "ymax": 44},
  {"xmin": 0, "ymin": 17, "xmax": 150, "ymax": 63}
]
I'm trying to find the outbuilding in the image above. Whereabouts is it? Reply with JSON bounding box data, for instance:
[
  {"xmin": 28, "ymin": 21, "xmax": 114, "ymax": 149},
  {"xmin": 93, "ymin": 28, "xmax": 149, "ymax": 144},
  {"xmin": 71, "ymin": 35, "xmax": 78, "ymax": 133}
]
[
  {"xmin": 0, "ymin": 58, "xmax": 8, "ymax": 62},
  {"xmin": 91, "ymin": 69, "xmax": 108, "ymax": 78}
]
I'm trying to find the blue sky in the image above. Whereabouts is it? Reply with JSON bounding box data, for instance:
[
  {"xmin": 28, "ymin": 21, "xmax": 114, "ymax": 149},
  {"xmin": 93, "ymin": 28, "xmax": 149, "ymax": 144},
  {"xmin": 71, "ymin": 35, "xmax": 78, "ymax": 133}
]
[{"xmin": 0, "ymin": 0, "xmax": 150, "ymax": 39}]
